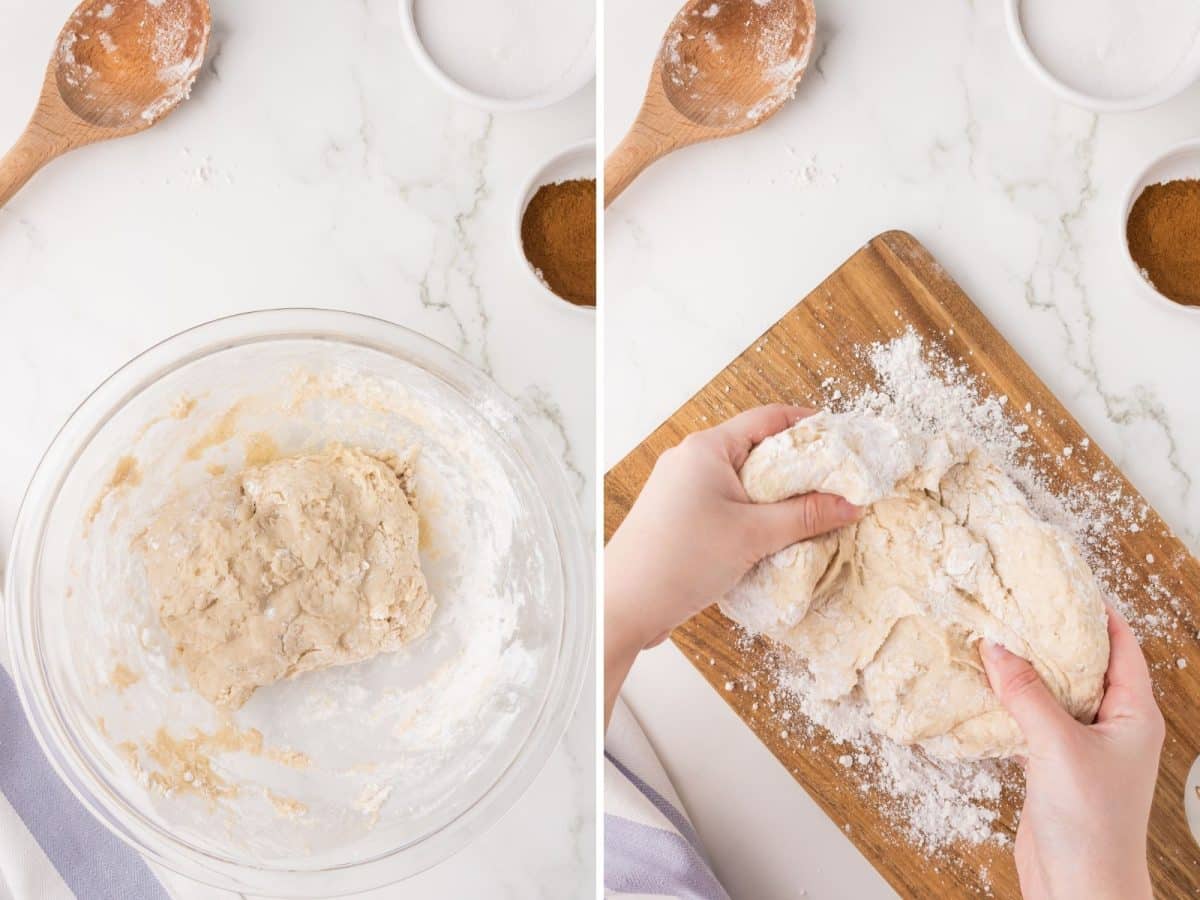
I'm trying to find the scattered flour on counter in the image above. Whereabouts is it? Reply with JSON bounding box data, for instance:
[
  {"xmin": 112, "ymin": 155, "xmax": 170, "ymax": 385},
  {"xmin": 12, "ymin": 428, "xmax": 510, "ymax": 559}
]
[
  {"xmin": 737, "ymin": 329, "xmax": 1191, "ymax": 855},
  {"xmin": 412, "ymin": 0, "xmax": 594, "ymax": 100},
  {"xmin": 1019, "ymin": 0, "xmax": 1200, "ymax": 99}
]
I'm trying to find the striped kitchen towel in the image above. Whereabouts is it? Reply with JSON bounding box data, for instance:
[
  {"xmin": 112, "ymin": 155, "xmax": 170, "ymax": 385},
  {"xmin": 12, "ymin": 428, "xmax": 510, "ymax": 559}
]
[
  {"xmin": 605, "ymin": 698, "xmax": 731, "ymax": 900},
  {"xmin": 0, "ymin": 662, "xmax": 169, "ymax": 900}
]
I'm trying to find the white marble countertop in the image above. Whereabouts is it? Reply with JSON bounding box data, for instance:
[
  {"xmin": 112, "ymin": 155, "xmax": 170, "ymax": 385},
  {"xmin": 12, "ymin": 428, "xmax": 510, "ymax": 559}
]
[
  {"xmin": 606, "ymin": 1, "xmax": 1200, "ymax": 898},
  {"xmin": 0, "ymin": 1, "xmax": 595, "ymax": 898}
]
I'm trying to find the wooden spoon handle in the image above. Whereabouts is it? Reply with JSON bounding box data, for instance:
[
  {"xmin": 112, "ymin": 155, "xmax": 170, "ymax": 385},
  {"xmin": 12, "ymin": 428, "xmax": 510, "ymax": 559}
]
[
  {"xmin": 0, "ymin": 127, "xmax": 60, "ymax": 210},
  {"xmin": 605, "ymin": 123, "xmax": 678, "ymax": 208}
]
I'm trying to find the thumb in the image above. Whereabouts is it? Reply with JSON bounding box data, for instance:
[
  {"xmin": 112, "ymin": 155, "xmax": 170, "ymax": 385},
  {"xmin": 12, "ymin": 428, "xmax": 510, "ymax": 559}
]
[
  {"xmin": 746, "ymin": 492, "xmax": 862, "ymax": 557},
  {"xmin": 980, "ymin": 639, "xmax": 1076, "ymax": 752}
]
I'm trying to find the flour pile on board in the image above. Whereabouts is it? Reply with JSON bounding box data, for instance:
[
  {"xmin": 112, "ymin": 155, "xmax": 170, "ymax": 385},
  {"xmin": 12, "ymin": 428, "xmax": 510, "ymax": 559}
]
[
  {"xmin": 826, "ymin": 330, "xmax": 1189, "ymax": 642},
  {"xmin": 778, "ymin": 662, "xmax": 1009, "ymax": 849},
  {"xmin": 742, "ymin": 328, "xmax": 1187, "ymax": 856}
]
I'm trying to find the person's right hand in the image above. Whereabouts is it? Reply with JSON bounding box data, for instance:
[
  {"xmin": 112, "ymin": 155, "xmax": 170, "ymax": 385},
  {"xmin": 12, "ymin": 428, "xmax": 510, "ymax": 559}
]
[{"xmin": 980, "ymin": 607, "xmax": 1165, "ymax": 900}]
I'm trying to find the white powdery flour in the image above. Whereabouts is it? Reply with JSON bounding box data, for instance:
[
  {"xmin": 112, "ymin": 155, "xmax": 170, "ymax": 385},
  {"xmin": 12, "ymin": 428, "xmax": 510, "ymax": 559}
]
[
  {"xmin": 1019, "ymin": 0, "xmax": 1200, "ymax": 99},
  {"xmin": 412, "ymin": 0, "xmax": 594, "ymax": 100},
  {"xmin": 739, "ymin": 329, "xmax": 1186, "ymax": 857}
]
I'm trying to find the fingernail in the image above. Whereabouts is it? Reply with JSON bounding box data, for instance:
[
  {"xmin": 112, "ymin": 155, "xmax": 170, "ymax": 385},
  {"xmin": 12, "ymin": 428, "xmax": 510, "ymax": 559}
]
[
  {"xmin": 980, "ymin": 638, "xmax": 1008, "ymax": 660},
  {"xmin": 837, "ymin": 498, "xmax": 863, "ymax": 521}
]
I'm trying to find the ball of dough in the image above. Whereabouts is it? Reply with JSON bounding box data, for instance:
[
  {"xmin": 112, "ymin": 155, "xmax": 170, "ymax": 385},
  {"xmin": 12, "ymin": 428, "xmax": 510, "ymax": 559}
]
[
  {"xmin": 140, "ymin": 446, "xmax": 435, "ymax": 709},
  {"xmin": 721, "ymin": 412, "xmax": 1110, "ymax": 759}
]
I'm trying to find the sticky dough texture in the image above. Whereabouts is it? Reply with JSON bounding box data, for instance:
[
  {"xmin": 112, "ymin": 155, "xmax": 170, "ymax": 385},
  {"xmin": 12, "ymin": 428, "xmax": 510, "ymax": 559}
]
[
  {"xmin": 721, "ymin": 412, "xmax": 1110, "ymax": 759},
  {"xmin": 140, "ymin": 446, "xmax": 435, "ymax": 709}
]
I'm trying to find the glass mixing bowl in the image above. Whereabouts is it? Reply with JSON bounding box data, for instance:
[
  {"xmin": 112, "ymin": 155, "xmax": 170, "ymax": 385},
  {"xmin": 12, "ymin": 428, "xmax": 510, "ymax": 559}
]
[{"xmin": 5, "ymin": 309, "xmax": 592, "ymax": 897}]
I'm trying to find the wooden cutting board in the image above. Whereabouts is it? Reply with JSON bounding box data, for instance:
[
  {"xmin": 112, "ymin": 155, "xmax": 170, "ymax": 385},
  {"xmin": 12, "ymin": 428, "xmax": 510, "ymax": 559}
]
[{"xmin": 604, "ymin": 231, "xmax": 1200, "ymax": 899}]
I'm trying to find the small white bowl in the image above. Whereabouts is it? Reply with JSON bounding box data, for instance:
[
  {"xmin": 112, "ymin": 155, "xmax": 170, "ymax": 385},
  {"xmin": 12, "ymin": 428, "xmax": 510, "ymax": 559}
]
[
  {"xmin": 515, "ymin": 140, "xmax": 596, "ymax": 318},
  {"xmin": 398, "ymin": 0, "xmax": 595, "ymax": 112},
  {"xmin": 1119, "ymin": 138, "xmax": 1200, "ymax": 315},
  {"xmin": 1004, "ymin": 0, "xmax": 1200, "ymax": 112}
]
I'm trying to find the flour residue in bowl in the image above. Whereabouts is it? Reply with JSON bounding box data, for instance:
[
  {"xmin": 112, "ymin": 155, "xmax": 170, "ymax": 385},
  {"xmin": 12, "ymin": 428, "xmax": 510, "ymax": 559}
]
[
  {"xmin": 84, "ymin": 455, "xmax": 142, "ymax": 535},
  {"xmin": 69, "ymin": 346, "xmax": 561, "ymax": 863},
  {"xmin": 1019, "ymin": 0, "xmax": 1200, "ymax": 100},
  {"xmin": 412, "ymin": 0, "xmax": 594, "ymax": 101}
]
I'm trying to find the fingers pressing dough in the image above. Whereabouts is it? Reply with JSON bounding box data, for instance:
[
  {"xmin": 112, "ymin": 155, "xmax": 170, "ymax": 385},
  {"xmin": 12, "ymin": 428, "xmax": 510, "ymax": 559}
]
[{"xmin": 722, "ymin": 411, "xmax": 1109, "ymax": 759}]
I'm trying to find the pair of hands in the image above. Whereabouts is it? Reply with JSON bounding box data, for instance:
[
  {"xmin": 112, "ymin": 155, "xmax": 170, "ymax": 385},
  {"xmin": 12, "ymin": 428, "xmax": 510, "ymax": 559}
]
[{"xmin": 605, "ymin": 405, "xmax": 1164, "ymax": 900}]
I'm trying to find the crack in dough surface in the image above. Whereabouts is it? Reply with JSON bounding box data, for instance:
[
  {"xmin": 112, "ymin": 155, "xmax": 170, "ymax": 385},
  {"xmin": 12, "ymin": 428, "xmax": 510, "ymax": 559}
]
[
  {"xmin": 722, "ymin": 411, "xmax": 1110, "ymax": 759},
  {"xmin": 139, "ymin": 446, "xmax": 435, "ymax": 709}
]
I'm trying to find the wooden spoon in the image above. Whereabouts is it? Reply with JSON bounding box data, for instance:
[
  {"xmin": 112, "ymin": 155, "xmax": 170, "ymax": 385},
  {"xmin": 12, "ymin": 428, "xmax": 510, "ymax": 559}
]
[
  {"xmin": 0, "ymin": 0, "xmax": 211, "ymax": 209},
  {"xmin": 605, "ymin": 0, "xmax": 816, "ymax": 207}
]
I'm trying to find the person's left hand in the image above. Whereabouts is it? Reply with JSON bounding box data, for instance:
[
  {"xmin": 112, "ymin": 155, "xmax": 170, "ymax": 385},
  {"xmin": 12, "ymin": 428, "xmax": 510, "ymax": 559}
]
[{"xmin": 604, "ymin": 405, "xmax": 862, "ymax": 724}]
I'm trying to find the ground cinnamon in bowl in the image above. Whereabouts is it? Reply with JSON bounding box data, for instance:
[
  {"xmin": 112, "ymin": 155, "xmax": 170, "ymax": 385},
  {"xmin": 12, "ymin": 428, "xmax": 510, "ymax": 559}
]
[
  {"xmin": 1126, "ymin": 178, "xmax": 1200, "ymax": 307},
  {"xmin": 520, "ymin": 178, "xmax": 596, "ymax": 307}
]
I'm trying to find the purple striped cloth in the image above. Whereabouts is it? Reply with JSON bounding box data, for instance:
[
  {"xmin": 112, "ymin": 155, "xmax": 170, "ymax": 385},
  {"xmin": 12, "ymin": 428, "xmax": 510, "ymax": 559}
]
[
  {"xmin": 0, "ymin": 662, "xmax": 169, "ymax": 900},
  {"xmin": 605, "ymin": 698, "xmax": 731, "ymax": 900}
]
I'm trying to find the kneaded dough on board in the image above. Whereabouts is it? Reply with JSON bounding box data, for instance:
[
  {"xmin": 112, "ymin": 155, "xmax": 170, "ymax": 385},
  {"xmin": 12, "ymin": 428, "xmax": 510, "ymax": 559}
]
[
  {"xmin": 721, "ymin": 412, "xmax": 1110, "ymax": 759},
  {"xmin": 140, "ymin": 445, "xmax": 435, "ymax": 709}
]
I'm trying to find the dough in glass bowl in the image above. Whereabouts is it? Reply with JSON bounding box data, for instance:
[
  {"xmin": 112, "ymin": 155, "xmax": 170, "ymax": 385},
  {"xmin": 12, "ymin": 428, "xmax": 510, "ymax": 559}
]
[{"xmin": 139, "ymin": 445, "xmax": 434, "ymax": 709}]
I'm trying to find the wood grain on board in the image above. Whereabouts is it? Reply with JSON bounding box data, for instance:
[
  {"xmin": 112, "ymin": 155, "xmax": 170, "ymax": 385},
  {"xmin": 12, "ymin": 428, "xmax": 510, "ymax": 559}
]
[{"xmin": 604, "ymin": 231, "xmax": 1200, "ymax": 899}]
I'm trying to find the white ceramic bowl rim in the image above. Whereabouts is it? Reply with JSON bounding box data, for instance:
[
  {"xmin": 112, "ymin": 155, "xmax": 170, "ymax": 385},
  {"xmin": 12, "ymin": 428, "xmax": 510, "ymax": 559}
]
[
  {"xmin": 514, "ymin": 139, "xmax": 597, "ymax": 318},
  {"xmin": 1003, "ymin": 0, "xmax": 1200, "ymax": 112},
  {"xmin": 398, "ymin": 0, "xmax": 596, "ymax": 112},
  {"xmin": 4, "ymin": 309, "xmax": 593, "ymax": 897},
  {"xmin": 1118, "ymin": 138, "xmax": 1200, "ymax": 317}
]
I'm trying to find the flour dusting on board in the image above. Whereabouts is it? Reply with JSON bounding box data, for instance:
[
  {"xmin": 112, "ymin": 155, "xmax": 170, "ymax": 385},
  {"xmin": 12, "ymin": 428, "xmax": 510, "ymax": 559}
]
[
  {"xmin": 832, "ymin": 330, "xmax": 1189, "ymax": 643},
  {"xmin": 734, "ymin": 329, "xmax": 1189, "ymax": 856}
]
